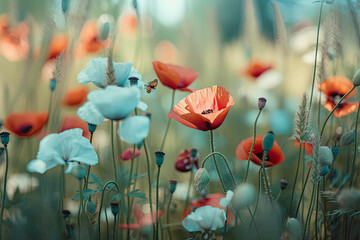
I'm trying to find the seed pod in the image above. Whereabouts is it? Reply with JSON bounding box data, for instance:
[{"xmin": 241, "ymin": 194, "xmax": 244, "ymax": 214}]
[
  {"xmin": 286, "ymin": 218, "xmax": 302, "ymax": 240},
  {"xmin": 194, "ymin": 168, "xmax": 210, "ymax": 193},
  {"xmin": 319, "ymin": 146, "xmax": 333, "ymax": 166},
  {"xmin": 340, "ymin": 130, "xmax": 355, "ymax": 146}
]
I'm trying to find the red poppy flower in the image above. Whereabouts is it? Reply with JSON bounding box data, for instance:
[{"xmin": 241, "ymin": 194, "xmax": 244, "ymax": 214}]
[
  {"xmin": 120, "ymin": 148, "xmax": 141, "ymax": 161},
  {"xmin": 46, "ymin": 33, "xmax": 68, "ymax": 61},
  {"xmin": 236, "ymin": 135, "xmax": 285, "ymax": 167},
  {"xmin": 0, "ymin": 14, "xmax": 29, "ymax": 61},
  {"xmin": 62, "ymin": 86, "xmax": 88, "ymax": 106},
  {"xmin": 182, "ymin": 193, "xmax": 234, "ymax": 224},
  {"xmin": 319, "ymin": 76, "xmax": 358, "ymax": 118},
  {"xmin": 153, "ymin": 61, "xmax": 199, "ymax": 92},
  {"xmin": 59, "ymin": 115, "xmax": 90, "ymax": 139},
  {"xmin": 244, "ymin": 59, "xmax": 272, "ymax": 78},
  {"xmin": 75, "ymin": 20, "xmax": 109, "ymax": 57},
  {"xmin": 175, "ymin": 148, "xmax": 199, "ymax": 172},
  {"xmin": 118, "ymin": 203, "xmax": 163, "ymax": 230},
  {"xmin": 293, "ymin": 139, "xmax": 313, "ymax": 156},
  {"xmin": 168, "ymin": 85, "xmax": 234, "ymax": 131},
  {"xmin": 4, "ymin": 111, "xmax": 48, "ymax": 138}
]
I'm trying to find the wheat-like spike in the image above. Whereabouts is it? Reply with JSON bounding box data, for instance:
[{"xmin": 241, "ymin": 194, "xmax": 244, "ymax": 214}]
[
  {"xmin": 262, "ymin": 168, "xmax": 274, "ymax": 202},
  {"xmin": 347, "ymin": 0, "xmax": 360, "ymax": 46},
  {"xmin": 317, "ymin": 18, "xmax": 329, "ymax": 83},
  {"xmin": 272, "ymin": 2, "xmax": 288, "ymax": 53},
  {"xmin": 321, "ymin": 190, "xmax": 338, "ymax": 202},
  {"xmin": 293, "ymin": 93, "xmax": 310, "ymax": 142},
  {"xmin": 90, "ymin": 192, "xmax": 101, "ymax": 233},
  {"xmin": 106, "ymin": 56, "xmax": 116, "ymax": 85},
  {"xmin": 52, "ymin": 50, "xmax": 65, "ymax": 81},
  {"xmin": 331, "ymin": 17, "xmax": 343, "ymax": 58},
  {"xmin": 310, "ymin": 127, "xmax": 321, "ymax": 183}
]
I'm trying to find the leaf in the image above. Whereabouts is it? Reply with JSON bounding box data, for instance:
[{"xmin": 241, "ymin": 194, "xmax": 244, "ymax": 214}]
[
  {"xmin": 72, "ymin": 189, "xmax": 98, "ymax": 201},
  {"xmin": 126, "ymin": 189, "xmax": 147, "ymax": 200},
  {"xmin": 339, "ymin": 173, "xmax": 350, "ymax": 189},
  {"xmin": 89, "ymin": 173, "xmax": 104, "ymax": 187}
]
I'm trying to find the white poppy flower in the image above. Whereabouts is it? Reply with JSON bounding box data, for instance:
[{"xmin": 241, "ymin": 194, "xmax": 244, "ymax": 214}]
[
  {"xmin": 7, "ymin": 173, "xmax": 39, "ymax": 199},
  {"xmin": 219, "ymin": 190, "xmax": 234, "ymax": 207},
  {"xmin": 119, "ymin": 115, "xmax": 150, "ymax": 144},
  {"xmin": 77, "ymin": 101, "xmax": 105, "ymax": 125},
  {"xmin": 26, "ymin": 129, "xmax": 98, "ymax": 174},
  {"xmin": 77, "ymin": 57, "xmax": 143, "ymax": 88},
  {"xmin": 182, "ymin": 205, "xmax": 226, "ymax": 232}
]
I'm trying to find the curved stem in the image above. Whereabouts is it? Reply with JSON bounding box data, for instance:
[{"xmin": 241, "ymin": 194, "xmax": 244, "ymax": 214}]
[
  {"xmin": 127, "ymin": 144, "xmax": 136, "ymax": 239},
  {"xmin": 111, "ymin": 121, "xmax": 118, "ymax": 182},
  {"xmin": 98, "ymin": 181, "xmax": 121, "ymax": 239},
  {"xmin": 295, "ymin": 166, "xmax": 312, "ymax": 217},
  {"xmin": 160, "ymin": 90, "xmax": 175, "ymax": 152},
  {"xmin": 247, "ymin": 206, "xmax": 260, "ymax": 238},
  {"xmin": 250, "ymin": 168, "xmax": 262, "ymax": 230},
  {"xmin": 78, "ymin": 179, "xmax": 83, "ymax": 240},
  {"xmin": 155, "ymin": 166, "xmax": 161, "ymax": 240},
  {"xmin": 350, "ymin": 101, "xmax": 360, "ymax": 187},
  {"xmin": 320, "ymin": 86, "xmax": 356, "ymax": 137},
  {"xmin": 166, "ymin": 194, "xmax": 173, "ymax": 240},
  {"xmin": 309, "ymin": 0, "xmax": 325, "ymax": 112},
  {"xmin": 209, "ymin": 130, "xmax": 226, "ymax": 192},
  {"xmin": 244, "ymin": 109, "xmax": 262, "ymax": 183},
  {"xmin": 0, "ymin": 146, "xmax": 8, "ymax": 239},
  {"xmin": 287, "ymin": 143, "xmax": 303, "ymax": 218}
]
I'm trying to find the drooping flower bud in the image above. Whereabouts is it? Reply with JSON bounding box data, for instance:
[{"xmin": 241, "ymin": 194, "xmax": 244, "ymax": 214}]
[
  {"xmin": 231, "ymin": 183, "xmax": 256, "ymax": 210},
  {"xmin": 0, "ymin": 132, "xmax": 10, "ymax": 146},
  {"xmin": 50, "ymin": 78, "xmax": 57, "ymax": 91},
  {"xmin": 169, "ymin": 180, "xmax": 177, "ymax": 194},
  {"xmin": 194, "ymin": 168, "xmax": 210, "ymax": 193},
  {"xmin": 280, "ymin": 178, "xmax": 288, "ymax": 190},
  {"xmin": 286, "ymin": 218, "xmax": 302, "ymax": 240},
  {"xmin": 258, "ymin": 97, "xmax": 267, "ymax": 110},
  {"xmin": 352, "ymin": 69, "xmax": 360, "ymax": 87},
  {"xmin": 340, "ymin": 130, "xmax": 355, "ymax": 146},
  {"xmin": 262, "ymin": 131, "xmax": 275, "ymax": 153},
  {"xmin": 190, "ymin": 148, "xmax": 198, "ymax": 158},
  {"xmin": 72, "ymin": 164, "xmax": 86, "ymax": 180},
  {"xmin": 110, "ymin": 202, "xmax": 120, "ymax": 216},
  {"xmin": 87, "ymin": 123, "xmax": 97, "ymax": 133},
  {"xmin": 155, "ymin": 151, "xmax": 165, "ymax": 166},
  {"xmin": 87, "ymin": 201, "xmax": 96, "ymax": 213},
  {"xmin": 319, "ymin": 146, "xmax": 334, "ymax": 166}
]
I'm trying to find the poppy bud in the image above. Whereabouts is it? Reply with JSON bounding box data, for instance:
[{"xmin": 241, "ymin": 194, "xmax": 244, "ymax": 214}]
[
  {"xmin": 155, "ymin": 151, "xmax": 165, "ymax": 166},
  {"xmin": 61, "ymin": 210, "xmax": 71, "ymax": 219},
  {"xmin": 337, "ymin": 188, "xmax": 360, "ymax": 210},
  {"xmin": 286, "ymin": 218, "xmax": 302, "ymax": 240},
  {"xmin": 231, "ymin": 183, "xmax": 256, "ymax": 210},
  {"xmin": 352, "ymin": 69, "xmax": 360, "ymax": 87},
  {"xmin": 190, "ymin": 148, "xmax": 198, "ymax": 158},
  {"xmin": 169, "ymin": 180, "xmax": 177, "ymax": 194},
  {"xmin": 61, "ymin": 0, "xmax": 68, "ymax": 14},
  {"xmin": 194, "ymin": 168, "xmax": 210, "ymax": 193},
  {"xmin": 319, "ymin": 146, "xmax": 334, "ymax": 166},
  {"xmin": 87, "ymin": 201, "xmax": 96, "ymax": 213},
  {"xmin": 340, "ymin": 130, "xmax": 355, "ymax": 146},
  {"xmin": 280, "ymin": 178, "xmax": 288, "ymax": 190},
  {"xmin": 258, "ymin": 97, "xmax": 267, "ymax": 110},
  {"xmin": 330, "ymin": 146, "xmax": 340, "ymax": 158},
  {"xmin": 72, "ymin": 164, "xmax": 86, "ymax": 180},
  {"xmin": 262, "ymin": 131, "xmax": 275, "ymax": 153},
  {"xmin": 50, "ymin": 78, "xmax": 57, "ymax": 91},
  {"xmin": 132, "ymin": 0, "xmax": 137, "ymax": 9},
  {"xmin": 0, "ymin": 132, "xmax": 10, "ymax": 146},
  {"xmin": 98, "ymin": 21, "xmax": 110, "ymax": 41},
  {"xmin": 320, "ymin": 165, "xmax": 329, "ymax": 176},
  {"xmin": 87, "ymin": 123, "xmax": 97, "ymax": 133},
  {"xmin": 110, "ymin": 202, "xmax": 119, "ymax": 216},
  {"xmin": 129, "ymin": 77, "xmax": 139, "ymax": 87}
]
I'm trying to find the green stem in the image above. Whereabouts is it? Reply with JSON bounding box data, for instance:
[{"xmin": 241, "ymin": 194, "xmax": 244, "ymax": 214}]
[
  {"xmin": 315, "ymin": 181, "xmax": 320, "ymax": 240},
  {"xmin": 320, "ymin": 86, "xmax": 356, "ymax": 137},
  {"xmin": 0, "ymin": 146, "xmax": 8, "ymax": 240},
  {"xmin": 224, "ymin": 206, "xmax": 228, "ymax": 240},
  {"xmin": 155, "ymin": 166, "xmax": 161, "ymax": 240},
  {"xmin": 166, "ymin": 194, "xmax": 173, "ymax": 240},
  {"xmin": 309, "ymin": 0, "xmax": 325, "ymax": 112},
  {"xmin": 47, "ymin": 91, "xmax": 53, "ymax": 131},
  {"xmin": 350, "ymin": 100, "xmax": 360, "ymax": 187},
  {"xmin": 184, "ymin": 163, "xmax": 193, "ymax": 211},
  {"xmin": 98, "ymin": 181, "xmax": 120, "ymax": 239},
  {"xmin": 261, "ymin": 152, "xmax": 273, "ymax": 203},
  {"xmin": 252, "ymin": 168, "xmax": 262, "ymax": 223},
  {"xmin": 78, "ymin": 179, "xmax": 83, "ymax": 240},
  {"xmin": 113, "ymin": 213, "xmax": 117, "ymax": 240},
  {"xmin": 84, "ymin": 132, "xmax": 94, "ymax": 190},
  {"xmin": 295, "ymin": 166, "xmax": 312, "ymax": 217},
  {"xmin": 111, "ymin": 121, "xmax": 118, "ymax": 182},
  {"xmin": 209, "ymin": 130, "xmax": 226, "ymax": 192},
  {"xmin": 127, "ymin": 144, "xmax": 136, "ymax": 239},
  {"xmin": 304, "ymin": 184, "xmax": 316, "ymax": 239},
  {"xmin": 59, "ymin": 166, "xmax": 65, "ymax": 214},
  {"xmin": 247, "ymin": 206, "xmax": 260, "ymax": 238},
  {"xmin": 244, "ymin": 109, "xmax": 262, "ymax": 183},
  {"xmin": 143, "ymin": 140, "xmax": 155, "ymax": 233},
  {"xmin": 160, "ymin": 90, "xmax": 175, "ymax": 152},
  {"xmin": 287, "ymin": 143, "xmax": 303, "ymax": 218}
]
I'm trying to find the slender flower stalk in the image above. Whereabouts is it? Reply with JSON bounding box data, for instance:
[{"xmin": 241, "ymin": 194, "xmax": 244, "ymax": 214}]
[
  {"xmin": 261, "ymin": 152, "xmax": 273, "ymax": 203},
  {"xmin": 84, "ymin": 126, "xmax": 95, "ymax": 190},
  {"xmin": 184, "ymin": 162, "xmax": 194, "ymax": 211},
  {"xmin": 295, "ymin": 166, "xmax": 312, "ymax": 217},
  {"xmin": 244, "ymin": 109, "xmax": 262, "ymax": 183},
  {"xmin": 126, "ymin": 144, "xmax": 136, "ymax": 239},
  {"xmin": 166, "ymin": 194, "xmax": 173, "ymax": 240},
  {"xmin": 111, "ymin": 121, "xmax": 118, "ymax": 182},
  {"xmin": 350, "ymin": 102, "xmax": 360, "ymax": 186},
  {"xmin": 287, "ymin": 144, "xmax": 302, "ymax": 218},
  {"xmin": 0, "ymin": 146, "xmax": 9, "ymax": 239},
  {"xmin": 155, "ymin": 165, "xmax": 161, "ymax": 240},
  {"xmin": 160, "ymin": 90, "xmax": 175, "ymax": 152},
  {"xmin": 77, "ymin": 179, "xmax": 83, "ymax": 240},
  {"xmin": 209, "ymin": 130, "xmax": 226, "ymax": 192},
  {"xmin": 143, "ymin": 140, "xmax": 155, "ymax": 233}
]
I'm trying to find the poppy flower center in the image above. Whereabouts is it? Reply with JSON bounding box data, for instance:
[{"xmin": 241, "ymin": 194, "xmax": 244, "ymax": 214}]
[
  {"xmin": 255, "ymin": 152, "xmax": 269, "ymax": 162},
  {"xmin": 201, "ymin": 109, "xmax": 213, "ymax": 115},
  {"xmin": 329, "ymin": 93, "xmax": 344, "ymax": 109},
  {"xmin": 19, "ymin": 124, "xmax": 33, "ymax": 134}
]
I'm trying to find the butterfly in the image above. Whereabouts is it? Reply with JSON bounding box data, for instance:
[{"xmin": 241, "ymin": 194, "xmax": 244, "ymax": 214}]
[{"xmin": 145, "ymin": 79, "xmax": 158, "ymax": 93}]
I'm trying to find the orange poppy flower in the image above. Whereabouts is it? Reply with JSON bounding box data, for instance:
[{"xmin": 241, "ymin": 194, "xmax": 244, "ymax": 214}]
[
  {"xmin": 75, "ymin": 20, "xmax": 109, "ymax": 57},
  {"xmin": 59, "ymin": 115, "xmax": 90, "ymax": 139},
  {"xmin": 118, "ymin": 14, "xmax": 137, "ymax": 38},
  {"xmin": 62, "ymin": 86, "xmax": 88, "ymax": 106},
  {"xmin": 181, "ymin": 193, "xmax": 234, "ymax": 224},
  {"xmin": 319, "ymin": 76, "xmax": 358, "ymax": 118},
  {"xmin": 46, "ymin": 33, "xmax": 68, "ymax": 61},
  {"xmin": 4, "ymin": 111, "xmax": 48, "ymax": 138},
  {"xmin": 236, "ymin": 135, "xmax": 285, "ymax": 167},
  {"xmin": 168, "ymin": 85, "xmax": 234, "ymax": 131},
  {"xmin": 0, "ymin": 14, "xmax": 29, "ymax": 61},
  {"xmin": 293, "ymin": 139, "xmax": 313, "ymax": 156},
  {"xmin": 244, "ymin": 59, "xmax": 272, "ymax": 78},
  {"xmin": 153, "ymin": 61, "xmax": 199, "ymax": 92}
]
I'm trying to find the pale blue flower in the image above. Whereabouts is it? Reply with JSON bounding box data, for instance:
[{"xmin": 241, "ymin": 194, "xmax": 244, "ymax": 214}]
[
  {"xmin": 77, "ymin": 101, "xmax": 105, "ymax": 125},
  {"xmin": 26, "ymin": 129, "xmax": 98, "ymax": 174},
  {"xmin": 77, "ymin": 57, "xmax": 143, "ymax": 88},
  {"xmin": 119, "ymin": 115, "xmax": 150, "ymax": 144},
  {"xmin": 182, "ymin": 206, "xmax": 226, "ymax": 232}
]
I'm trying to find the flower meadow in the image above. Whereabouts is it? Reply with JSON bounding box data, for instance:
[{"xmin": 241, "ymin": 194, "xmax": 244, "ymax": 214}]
[{"xmin": 2, "ymin": 0, "xmax": 360, "ymax": 239}]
